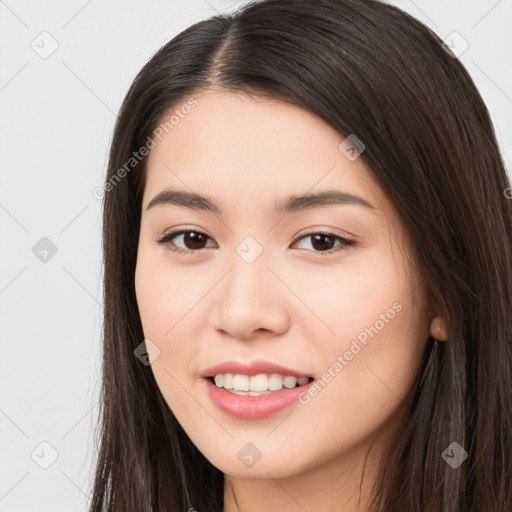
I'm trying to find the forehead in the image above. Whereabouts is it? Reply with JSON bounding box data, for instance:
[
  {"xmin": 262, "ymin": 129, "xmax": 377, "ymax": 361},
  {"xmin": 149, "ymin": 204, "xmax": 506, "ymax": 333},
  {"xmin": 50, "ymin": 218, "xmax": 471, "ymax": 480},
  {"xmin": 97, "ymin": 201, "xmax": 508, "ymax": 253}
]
[{"xmin": 142, "ymin": 90, "xmax": 387, "ymax": 218}]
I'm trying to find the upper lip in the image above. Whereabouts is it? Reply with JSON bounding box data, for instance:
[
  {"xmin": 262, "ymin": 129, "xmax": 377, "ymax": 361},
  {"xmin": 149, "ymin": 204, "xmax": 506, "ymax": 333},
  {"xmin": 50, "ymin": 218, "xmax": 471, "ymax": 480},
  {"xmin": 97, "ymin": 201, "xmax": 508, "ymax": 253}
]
[{"xmin": 202, "ymin": 360, "xmax": 312, "ymax": 379}]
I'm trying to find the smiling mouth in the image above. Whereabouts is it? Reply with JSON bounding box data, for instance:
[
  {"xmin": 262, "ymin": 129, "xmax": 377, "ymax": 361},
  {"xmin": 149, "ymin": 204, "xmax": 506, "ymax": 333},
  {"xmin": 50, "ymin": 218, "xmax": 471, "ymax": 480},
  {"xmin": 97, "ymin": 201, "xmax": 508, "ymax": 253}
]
[{"xmin": 206, "ymin": 374, "xmax": 315, "ymax": 396}]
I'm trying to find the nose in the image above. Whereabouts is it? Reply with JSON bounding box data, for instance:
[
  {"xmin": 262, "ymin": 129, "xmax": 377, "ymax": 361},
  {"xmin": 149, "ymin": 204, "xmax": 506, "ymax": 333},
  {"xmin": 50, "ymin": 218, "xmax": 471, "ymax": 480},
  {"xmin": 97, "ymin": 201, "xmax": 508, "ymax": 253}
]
[{"xmin": 212, "ymin": 249, "xmax": 290, "ymax": 341}]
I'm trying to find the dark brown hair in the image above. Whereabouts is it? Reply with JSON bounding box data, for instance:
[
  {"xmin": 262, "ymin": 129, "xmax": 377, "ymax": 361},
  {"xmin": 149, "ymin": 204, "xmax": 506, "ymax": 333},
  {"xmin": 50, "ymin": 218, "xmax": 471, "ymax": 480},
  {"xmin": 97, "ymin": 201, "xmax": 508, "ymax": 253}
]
[{"xmin": 90, "ymin": 0, "xmax": 512, "ymax": 510}]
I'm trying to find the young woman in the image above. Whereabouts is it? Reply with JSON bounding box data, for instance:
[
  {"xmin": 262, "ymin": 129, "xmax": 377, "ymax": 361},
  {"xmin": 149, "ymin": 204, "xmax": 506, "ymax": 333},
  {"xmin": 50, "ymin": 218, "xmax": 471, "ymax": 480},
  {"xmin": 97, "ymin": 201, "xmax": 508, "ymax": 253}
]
[{"xmin": 90, "ymin": 0, "xmax": 512, "ymax": 510}]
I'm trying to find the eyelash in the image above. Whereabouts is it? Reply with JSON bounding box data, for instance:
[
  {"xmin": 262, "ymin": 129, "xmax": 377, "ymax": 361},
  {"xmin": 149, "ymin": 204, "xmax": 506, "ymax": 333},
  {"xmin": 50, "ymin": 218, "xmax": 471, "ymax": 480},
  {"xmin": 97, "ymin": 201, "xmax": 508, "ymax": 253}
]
[{"xmin": 156, "ymin": 229, "xmax": 357, "ymax": 256}]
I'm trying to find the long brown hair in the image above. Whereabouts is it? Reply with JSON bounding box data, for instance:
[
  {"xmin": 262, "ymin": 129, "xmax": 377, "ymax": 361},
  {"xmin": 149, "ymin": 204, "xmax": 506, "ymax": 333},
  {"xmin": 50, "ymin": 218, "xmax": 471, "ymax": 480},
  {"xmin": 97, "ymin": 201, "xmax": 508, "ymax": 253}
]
[{"xmin": 89, "ymin": 1, "xmax": 512, "ymax": 510}]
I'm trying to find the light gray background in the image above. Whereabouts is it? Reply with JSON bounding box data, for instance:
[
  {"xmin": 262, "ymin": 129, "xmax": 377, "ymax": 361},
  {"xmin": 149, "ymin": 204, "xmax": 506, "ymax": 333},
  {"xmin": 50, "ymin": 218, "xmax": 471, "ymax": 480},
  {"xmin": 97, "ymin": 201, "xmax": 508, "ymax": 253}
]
[{"xmin": 1, "ymin": 1, "xmax": 510, "ymax": 510}]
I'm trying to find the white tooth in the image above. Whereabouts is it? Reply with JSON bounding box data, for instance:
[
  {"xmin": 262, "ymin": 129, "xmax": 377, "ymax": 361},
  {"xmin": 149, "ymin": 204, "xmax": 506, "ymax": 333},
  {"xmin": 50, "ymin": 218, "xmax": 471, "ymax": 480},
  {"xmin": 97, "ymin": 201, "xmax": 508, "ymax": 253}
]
[
  {"xmin": 227, "ymin": 389, "xmax": 271, "ymax": 396},
  {"xmin": 283, "ymin": 376, "xmax": 297, "ymax": 389},
  {"xmin": 223, "ymin": 373, "xmax": 234, "ymax": 389},
  {"xmin": 268, "ymin": 373, "xmax": 283, "ymax": 391},
  {"xmin": 227, "ymin": 389, "xmax": 249, "ymax": 395},
  {"xmin": 219, "ymin": 373, "xmax": 308, "ymax": 392},
  {"xmin": 233, "ymin": 374, "xmax": 250, "ymax": 391},
  {"xmin": 250, "ymin": 374, "xmax": 269, "ymax": 392}
]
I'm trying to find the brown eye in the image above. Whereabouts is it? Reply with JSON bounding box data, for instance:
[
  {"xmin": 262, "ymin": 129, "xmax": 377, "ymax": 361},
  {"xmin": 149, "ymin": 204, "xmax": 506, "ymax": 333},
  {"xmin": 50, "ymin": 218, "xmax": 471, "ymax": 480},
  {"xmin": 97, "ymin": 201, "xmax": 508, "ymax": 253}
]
[
  {"xmin": 156, "ymin": 229, "xmax": 356, "ymax": 256},
  {"xmin": 292, "ymin": 232, "xmax": 357, "ymax": 255},
  {"xmin": 156, "ymin": 230, "xmax": 215, "ymax": 253},
  {"xmin": 310, "ymin": 233, "xmax": 336, "ymax": 251},
  {"xmin": 179, "ymin": 231, "xmax": 209, "ymax": 250}
]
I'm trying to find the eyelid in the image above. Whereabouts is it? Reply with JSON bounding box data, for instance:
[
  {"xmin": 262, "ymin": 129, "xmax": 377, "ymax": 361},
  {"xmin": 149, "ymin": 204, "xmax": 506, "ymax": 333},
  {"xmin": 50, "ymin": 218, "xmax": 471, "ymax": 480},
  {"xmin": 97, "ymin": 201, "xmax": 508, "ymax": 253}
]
[
  {"xmin": 155, "ymin": 226, "xmax": 216, "ymax": 255},
  {"xmin": 159, "ymin": 225, "xmax": 213, "ymax": 241},
  {"xmin": 294, "ymin": 225, "xmax": 357, "ymax": 241}
]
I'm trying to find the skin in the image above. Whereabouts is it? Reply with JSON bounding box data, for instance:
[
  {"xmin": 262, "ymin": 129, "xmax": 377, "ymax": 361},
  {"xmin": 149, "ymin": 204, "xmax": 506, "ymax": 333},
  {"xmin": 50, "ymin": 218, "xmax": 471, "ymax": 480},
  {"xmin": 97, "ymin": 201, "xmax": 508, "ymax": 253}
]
[{"xmin": 134, "ymin": 89, "xmax": 449, "ymax": 511}]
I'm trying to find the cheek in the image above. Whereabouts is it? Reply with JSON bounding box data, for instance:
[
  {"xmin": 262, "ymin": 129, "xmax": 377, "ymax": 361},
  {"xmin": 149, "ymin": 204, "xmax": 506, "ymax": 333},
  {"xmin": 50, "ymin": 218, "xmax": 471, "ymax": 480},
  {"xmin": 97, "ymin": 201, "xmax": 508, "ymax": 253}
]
[
  {"xmin": 294, "ymin": 246, "xmax": 427, "ymax": 423},
  {"xmin": 134, "ymin": 247, "xmax": 203, "ymax": 343},
  {"xmin": 134, "ymin": 251, "xmax": 208, "ymax": 412},
  {"xmin": 282, "ymin": 295, "xmax": 426, "ymax": 477},
  {"xmin": 288, "ymin": 247, "xmax": 416, "ymax": 356}
]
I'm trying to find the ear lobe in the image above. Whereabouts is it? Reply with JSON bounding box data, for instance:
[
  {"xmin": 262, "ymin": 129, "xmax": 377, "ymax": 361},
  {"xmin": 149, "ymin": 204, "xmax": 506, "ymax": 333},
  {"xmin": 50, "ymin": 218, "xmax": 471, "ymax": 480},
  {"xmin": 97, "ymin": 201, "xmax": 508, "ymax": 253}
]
[{"xmin": 429, "ymin": 316, "xmax": 449, "ymax": 341}]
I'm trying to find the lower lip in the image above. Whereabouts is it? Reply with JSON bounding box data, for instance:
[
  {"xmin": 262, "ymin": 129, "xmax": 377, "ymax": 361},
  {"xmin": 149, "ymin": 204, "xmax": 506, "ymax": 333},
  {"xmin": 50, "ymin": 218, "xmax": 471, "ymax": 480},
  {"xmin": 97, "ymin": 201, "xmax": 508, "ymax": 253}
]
[{"xmin": 203, "ymin": 378, "xmax": 314, "ymax": 420}]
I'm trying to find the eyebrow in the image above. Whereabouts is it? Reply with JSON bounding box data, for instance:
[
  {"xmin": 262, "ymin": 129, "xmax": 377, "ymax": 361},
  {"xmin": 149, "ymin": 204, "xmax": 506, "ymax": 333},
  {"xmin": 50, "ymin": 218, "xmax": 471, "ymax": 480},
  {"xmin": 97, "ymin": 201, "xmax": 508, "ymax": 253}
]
[{"xmin": 145, "ymin": 188, "xmax": 377, "ymax": 215}]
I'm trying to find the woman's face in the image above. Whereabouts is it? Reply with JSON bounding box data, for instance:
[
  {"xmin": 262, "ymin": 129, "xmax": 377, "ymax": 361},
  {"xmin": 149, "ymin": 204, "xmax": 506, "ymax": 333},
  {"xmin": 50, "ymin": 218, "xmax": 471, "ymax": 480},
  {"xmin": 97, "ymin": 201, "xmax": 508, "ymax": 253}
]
[{"xmin": 135, "ymin": 89, "xmax": 435, "ymax": 480}]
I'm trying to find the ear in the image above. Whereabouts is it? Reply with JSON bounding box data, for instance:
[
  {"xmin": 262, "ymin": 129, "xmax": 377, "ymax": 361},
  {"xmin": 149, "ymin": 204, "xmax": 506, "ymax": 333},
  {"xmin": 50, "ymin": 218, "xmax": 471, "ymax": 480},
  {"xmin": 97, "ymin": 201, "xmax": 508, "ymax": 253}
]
[{"xmin": 429, "ymin": 315, "xmax": 449, "ymax": 341}]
